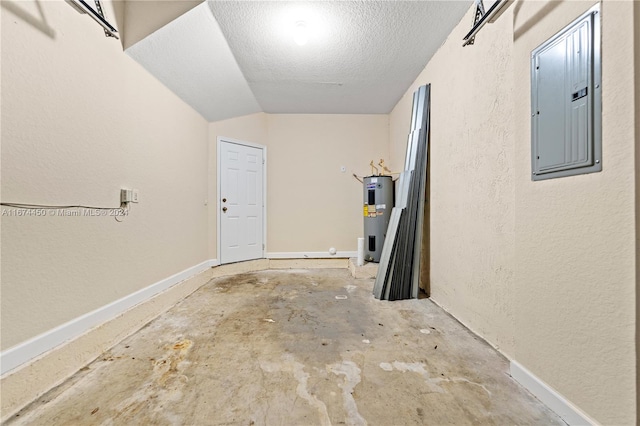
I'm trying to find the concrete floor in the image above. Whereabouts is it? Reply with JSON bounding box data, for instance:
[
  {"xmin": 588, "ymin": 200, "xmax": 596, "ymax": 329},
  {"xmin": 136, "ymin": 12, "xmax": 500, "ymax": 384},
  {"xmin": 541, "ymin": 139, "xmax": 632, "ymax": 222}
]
[{"xmin": 7, "ymin": 269, "xmax": 563, "ymax": 425}]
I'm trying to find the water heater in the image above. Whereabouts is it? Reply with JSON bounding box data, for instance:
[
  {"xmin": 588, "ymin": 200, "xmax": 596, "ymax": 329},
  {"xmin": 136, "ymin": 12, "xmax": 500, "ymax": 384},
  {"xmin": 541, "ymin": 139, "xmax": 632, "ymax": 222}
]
[{"xmin": 363, "ymin": 176, "xmax": 394, "ymax": 262}]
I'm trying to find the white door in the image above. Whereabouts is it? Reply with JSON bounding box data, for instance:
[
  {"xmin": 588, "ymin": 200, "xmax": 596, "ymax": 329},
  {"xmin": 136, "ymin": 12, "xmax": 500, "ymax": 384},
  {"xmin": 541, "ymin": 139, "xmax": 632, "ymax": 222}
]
[{"xmin": 219, "ymin": 140, "xmax": 264, "ymax": 264}]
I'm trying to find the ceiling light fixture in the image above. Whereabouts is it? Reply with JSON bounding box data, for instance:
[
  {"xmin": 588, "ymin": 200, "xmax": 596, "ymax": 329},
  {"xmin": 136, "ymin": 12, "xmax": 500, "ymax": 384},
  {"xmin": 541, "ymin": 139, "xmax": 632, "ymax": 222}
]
[{"xmin": 293, "ymin": 21, "xmax": 308, "ymax": 46}]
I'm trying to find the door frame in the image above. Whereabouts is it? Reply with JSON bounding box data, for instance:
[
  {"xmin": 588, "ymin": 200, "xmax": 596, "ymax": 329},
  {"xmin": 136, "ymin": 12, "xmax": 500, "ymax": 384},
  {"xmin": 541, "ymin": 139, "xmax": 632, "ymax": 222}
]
[{"xmin": 216, "ymin": 136, "xmax": 267, "ymax": 265}]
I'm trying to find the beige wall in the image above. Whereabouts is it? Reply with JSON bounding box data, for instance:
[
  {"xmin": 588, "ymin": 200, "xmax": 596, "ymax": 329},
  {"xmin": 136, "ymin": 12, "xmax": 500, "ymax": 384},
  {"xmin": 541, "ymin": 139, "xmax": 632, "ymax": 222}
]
[
  {"xmin": 513, "ymin": 2, "xmax": 636, "ymax": 424},
  {"xmin": 633, "ymin": 2, "xmax": 640, "ymax": 424},
  {"xmin": 390, "ymin": 3, "xmax": 516, "ymax": 357},
  {"xmin": 122, "ymin": 0, "xmax": 201, "ymax": 49},
  {"xmin": 1, "ymin": 1, "xmax": 209, "ymax": 350},
  {"xmin": 390, "ymin": 1, "xmax": 637, "ymax": 424},
  {"xmin": 636, "ymin": 2, "xmax": 640, "ymax": 423},
  {"xmin": 209, "ymin": 113, "xmax": 389, "ymax": 257},
  {"xmin": 265, "ymin": 114, "xmax": 388, "ymax": 253}
]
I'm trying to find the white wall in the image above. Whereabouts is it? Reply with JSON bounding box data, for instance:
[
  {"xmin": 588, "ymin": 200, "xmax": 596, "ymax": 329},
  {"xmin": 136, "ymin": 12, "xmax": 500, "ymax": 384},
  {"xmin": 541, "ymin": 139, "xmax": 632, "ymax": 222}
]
[
  {"xmin": 1, "ymin": 0, "xmax": 209, "ymax": 350},
  {"xmin": 389, "ymin": 1, "xmax": 637, "ymax": 424}
]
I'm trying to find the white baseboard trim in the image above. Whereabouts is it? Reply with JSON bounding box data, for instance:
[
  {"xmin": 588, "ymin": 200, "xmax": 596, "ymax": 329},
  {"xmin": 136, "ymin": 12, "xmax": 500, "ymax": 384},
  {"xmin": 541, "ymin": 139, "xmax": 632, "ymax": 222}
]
[
  {"xmin": 510, "ymin": 361, "xmax": 598, "ymax": 425},
  {"xmin": 267, "ymin": 251, "xmax": 357, "ymax": 259},
  {"xmin": 0, "ymin": 259, "xmax": 216, "ymax": 376}
]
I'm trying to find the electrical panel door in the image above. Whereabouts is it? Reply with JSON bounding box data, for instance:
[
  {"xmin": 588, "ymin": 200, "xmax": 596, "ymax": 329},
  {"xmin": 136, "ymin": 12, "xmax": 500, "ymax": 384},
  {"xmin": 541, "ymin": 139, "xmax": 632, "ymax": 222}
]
[{"xmin": 531, "ymin": 4, "xmax": 601, "ymax": 181}]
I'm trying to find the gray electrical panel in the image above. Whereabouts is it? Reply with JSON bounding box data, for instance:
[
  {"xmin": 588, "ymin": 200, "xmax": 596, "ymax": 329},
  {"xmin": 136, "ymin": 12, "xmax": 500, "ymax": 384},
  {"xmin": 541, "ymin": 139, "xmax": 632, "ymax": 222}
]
[
  {"xmin": 531, "ymin": 3, "xmax": 601, "ymax": 181},
  {"xmin": 363, "ymin": 175, "xmax": 393, "ymax": 262}
]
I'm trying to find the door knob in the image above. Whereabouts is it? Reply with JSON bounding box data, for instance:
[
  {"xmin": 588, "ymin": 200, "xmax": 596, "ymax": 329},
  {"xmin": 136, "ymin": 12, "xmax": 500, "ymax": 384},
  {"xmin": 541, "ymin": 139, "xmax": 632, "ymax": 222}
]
[
  {"xmin": 222, "ymin": 198, "xmax": 227, "ymax": 203},
  {"xmin": 222, "ymin": 207, "xmax": 227, "ymax": 212}
]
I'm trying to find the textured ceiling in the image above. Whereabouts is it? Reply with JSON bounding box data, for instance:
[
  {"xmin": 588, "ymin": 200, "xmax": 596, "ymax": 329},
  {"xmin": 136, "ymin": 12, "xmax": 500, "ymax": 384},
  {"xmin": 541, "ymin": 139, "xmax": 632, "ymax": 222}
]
[
  {"xmin": 126, "ymin": 3, "xmax": 261, "ymax": 121},
  {"xmin": 127, "ymin": 1, "xmax": 472, "ymax": 121},
  {"xmin": 209, "ymin": 1, "xmax": 471, "ymax": 114}
]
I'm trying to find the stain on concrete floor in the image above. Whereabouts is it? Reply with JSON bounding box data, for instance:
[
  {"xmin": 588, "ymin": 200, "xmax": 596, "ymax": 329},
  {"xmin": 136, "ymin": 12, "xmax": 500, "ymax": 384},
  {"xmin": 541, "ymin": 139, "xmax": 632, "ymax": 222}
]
[{"xmin": 6, "ymin": 269, "xmax": 564, "ymax": 425}]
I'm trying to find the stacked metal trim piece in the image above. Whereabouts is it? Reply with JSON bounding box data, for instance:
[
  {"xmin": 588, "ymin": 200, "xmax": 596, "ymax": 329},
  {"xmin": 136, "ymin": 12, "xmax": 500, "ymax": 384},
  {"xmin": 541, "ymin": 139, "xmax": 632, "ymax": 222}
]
[{"xmin": 373, "ymin": 84, "xmax": 431, "ymax": 301}]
